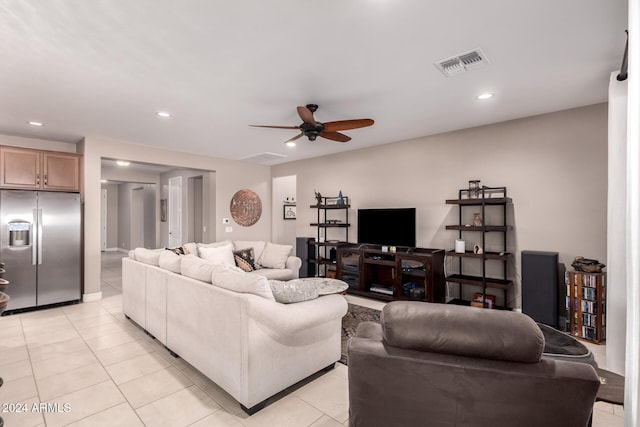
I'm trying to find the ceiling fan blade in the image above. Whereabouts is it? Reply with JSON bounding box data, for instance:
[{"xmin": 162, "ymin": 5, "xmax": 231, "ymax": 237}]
[
  {"xmin": 284, "ymin": 133, "xmax": 304, "ymax": 143},
  {"xmin": 297, "ymin": 106, "xmax": 317, "ymax": 126},
  {"xmin": 320, "ymin": 131, "xmax": 351, "ymax": 143},
  {"xmin": 250, "ymin": 125, "xmax": 299, "ymax": 129},
  {"xmin": 323, "ymin": 119, "xmax": 374, "ymax": 132}
]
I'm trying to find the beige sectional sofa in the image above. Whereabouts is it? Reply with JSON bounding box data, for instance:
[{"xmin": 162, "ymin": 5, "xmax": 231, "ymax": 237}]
[{"xmin": 122, "ymin": 240, "xmax": 348, "ymax": 414}]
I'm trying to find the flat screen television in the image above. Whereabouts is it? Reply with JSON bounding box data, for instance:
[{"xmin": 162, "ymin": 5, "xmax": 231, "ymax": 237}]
[{"xmin": 357, "ymin": 208, "xmax": 416, "ymax": 248}]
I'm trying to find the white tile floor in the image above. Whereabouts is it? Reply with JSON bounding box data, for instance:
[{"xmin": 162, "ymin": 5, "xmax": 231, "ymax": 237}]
[{"xmin": 0, "ymin": 251, "xmax": 623, "ymax": 426}]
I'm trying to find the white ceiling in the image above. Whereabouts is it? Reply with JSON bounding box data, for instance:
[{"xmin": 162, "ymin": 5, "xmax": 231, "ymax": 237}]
[{"xmin": 0, "ymin": 1, "xmax": 628, "ymax": 165}]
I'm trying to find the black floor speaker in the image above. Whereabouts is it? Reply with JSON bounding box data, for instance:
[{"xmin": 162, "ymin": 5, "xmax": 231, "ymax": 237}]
[
  {"xmin": 296, "ymin": 237, "xmax": 316, "ymax": 278},
  {"xmin": 521, "ymin": 250, "xmax": 559, "ymax": 328}
]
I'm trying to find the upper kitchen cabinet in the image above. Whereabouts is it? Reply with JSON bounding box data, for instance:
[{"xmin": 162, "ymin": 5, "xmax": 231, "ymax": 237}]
[
  {"xmin": 42, "ymin": 152, "xmax": 81, "ymax": 191},
  {"xmin": 0, "ymin": 146, "xmax": 81, "ymax": 192}
]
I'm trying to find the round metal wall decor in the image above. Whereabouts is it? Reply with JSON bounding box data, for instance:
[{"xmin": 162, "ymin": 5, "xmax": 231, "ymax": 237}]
[{"xmin": 230, "ymin": 189, "xmax": 262, "ymax": 227}]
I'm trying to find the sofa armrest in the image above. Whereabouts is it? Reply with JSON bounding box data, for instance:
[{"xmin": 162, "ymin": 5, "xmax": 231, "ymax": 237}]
[
  {"xmin": 285, "ymin": 256, "xmax": 302, "ymax": 278},
  {"xmin": 247, "ymin": 294, "xmax": 347, "ymax": 336}
]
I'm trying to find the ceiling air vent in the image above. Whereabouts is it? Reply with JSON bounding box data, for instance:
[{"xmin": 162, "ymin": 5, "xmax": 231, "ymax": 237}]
[
  {"xmin": 434, "ymin": 48, "xmax": 490, "ymax": 77},
  {"xmin": 240, "ymin": 152, "xmax": 288, "ymax": 164}
]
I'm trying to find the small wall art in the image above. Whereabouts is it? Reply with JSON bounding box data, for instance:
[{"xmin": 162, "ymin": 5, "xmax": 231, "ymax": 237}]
[{"xmin": 283, "ymin": 205, "xmax": 296, "ymax": 220}]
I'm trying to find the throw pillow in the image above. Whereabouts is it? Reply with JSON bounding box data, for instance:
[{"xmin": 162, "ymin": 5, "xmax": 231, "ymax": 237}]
[
  {"xmin": 258, "ymin": 242, "xmax": 293, "ymax": 269},
  {"xmin": 197, "ymin": 240, "xmax": 232, "ymax": 250},
  {"xmin": 198, "ymin": 244, "xmax": 236, "ymax": 267},
  {"xmin": 165, "ymin": 246, "xmax": 190, "ymax": 255},
  {"xmin": 133, "ymin": 248, "xmax": 163, "ymax": 266},
  {"xmin": 233, "ymin": 240, "xmax": 266, "ymax": 261},
  {"xmin": 182, "ymin": 242, "xmax": 198, "ymax": 257},
  {"xmin": 269, "ymin": 279, "xmax": 319, "ymax": 304},
  {"xmin": 210, "ymin": 265, "xmax": 275, "ymax": 300},
  {"xmin": 233, "ymin": 248, "xmax": 256, "ymax": 272},
  {"xmin": 158, "ymin": 250, "xmax": 181, "ymax": 273}
]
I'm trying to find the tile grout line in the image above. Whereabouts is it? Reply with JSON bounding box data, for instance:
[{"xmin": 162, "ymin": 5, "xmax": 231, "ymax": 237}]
[{"xmin": 60, "ymin": 297, "xmax": 149, "ymax": 427}]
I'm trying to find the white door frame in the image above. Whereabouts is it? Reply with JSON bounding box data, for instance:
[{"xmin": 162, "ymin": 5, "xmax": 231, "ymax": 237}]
[
  {"xmin": 101, "ymin": 189, "xmax": 107, "ymax": 251},
  {"xmin": 168, "ymin": 176, "xmax": 183, "ymax": 247}
]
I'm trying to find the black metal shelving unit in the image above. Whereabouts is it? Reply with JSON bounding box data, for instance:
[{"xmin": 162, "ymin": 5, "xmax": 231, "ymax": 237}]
[
  {"xmin": 309, "ymin": 195, "xmax": 350, "ymax": 277},
  {"xmin": 445, "ymin": 186, "xmax": 512, "ymax": 308}
]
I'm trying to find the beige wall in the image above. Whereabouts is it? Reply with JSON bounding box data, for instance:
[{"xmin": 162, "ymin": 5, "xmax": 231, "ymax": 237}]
[
  {"xmin": 80, "ymin": 136, "xmax": 272, "ymax": 299},
  {"xmin": 272, "ymin": 175, "xmax": 297, "ymax": 248},
  {"xmin": 101, "ymin": 183, "xmax": 119, "ymax": 249},
  {"xmin": 273, "ymin": 104, "xmax": 608, "ymax": 308}
]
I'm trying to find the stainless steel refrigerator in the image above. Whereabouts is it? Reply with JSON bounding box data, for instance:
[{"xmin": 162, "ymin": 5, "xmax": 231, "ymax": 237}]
[{"xmin": 1, "ymin": 190, "xmax": 81, "ymax": 311}]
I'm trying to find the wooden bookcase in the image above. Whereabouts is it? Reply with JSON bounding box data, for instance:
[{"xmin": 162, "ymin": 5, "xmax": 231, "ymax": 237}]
[{"xmin": 565, "ymin": 271, "xmax": 606, "ymax": 343}]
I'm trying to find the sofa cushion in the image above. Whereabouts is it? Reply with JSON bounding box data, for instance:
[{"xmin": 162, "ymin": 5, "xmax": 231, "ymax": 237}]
[
  {"xmin": 158, "ymin": 250, "xmax": 182, "ymax": 273},
  {"xmin": 234, "ymin": 240, "xmax": 266, "ymax": 261},
  {"xmin": 258, "ymin": 242, "xmax": 293, "ymax": 269},
  {"xmin": 233, "ymin": 248, "xmax": 256, "ymax": 272},
  {"xmin": 211, "ymin": 265, "xmax": 275, "ymax": 300},
  {"xmin": 198, "ymin": 244, "xmax": 236, "ymax": 267},
  {"xmin": 133, "ymin": 248, "xmax": 163, "ymax": 266},
  {"xmin": 381, "ymin": 301, "xmax": 544, "ymax": 363},
  {"xmin": 269, "ymin": 279, "xmax": 319, "ymax": 304},
  {"xmin": 181, "ymin": 255, "xmax": 218, "ymax": 283}
]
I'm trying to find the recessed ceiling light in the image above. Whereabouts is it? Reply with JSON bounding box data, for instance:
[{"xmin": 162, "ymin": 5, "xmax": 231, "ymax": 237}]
[
  {"xmin": 116, "ymin": 160, "xmax": 130, "ymax": 167},
  {"xmin": 285, "ymin": 141, "xmax": 296, "ymax": 148},
  {"xmin": 476, "ymin": 93, "xmax": 494, "ymax": 100},
  {"xmin": 28, "ymin": 121, "xmax": 44, "ymax": 126},
  {"xmin": 100, "ymin": 179, "xmax": 108, "ymax": 183},
  {"xmin": 156, "ymin": 111, "xmax": 171, "ymax": 118}
]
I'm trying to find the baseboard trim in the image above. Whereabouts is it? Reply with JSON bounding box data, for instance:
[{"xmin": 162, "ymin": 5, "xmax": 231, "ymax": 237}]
[{"xmin": 83, "ymin": 291, "xmax": 103, "ymax": 302}]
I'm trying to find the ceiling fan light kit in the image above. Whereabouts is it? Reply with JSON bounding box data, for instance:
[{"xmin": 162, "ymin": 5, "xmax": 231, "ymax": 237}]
[{"xmin": 250, "ymin": 104, "xmax": 374, "ymax": 144}]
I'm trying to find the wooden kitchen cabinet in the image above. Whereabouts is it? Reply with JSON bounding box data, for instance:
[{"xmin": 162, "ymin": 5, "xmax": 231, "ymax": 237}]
[
  {"xmin": 42, "ymin": 152, "xmax": 81, "ymax": 191},
  {"xmin": 0, "ymin": 146, "xmax": 81, "ymax": 192}
]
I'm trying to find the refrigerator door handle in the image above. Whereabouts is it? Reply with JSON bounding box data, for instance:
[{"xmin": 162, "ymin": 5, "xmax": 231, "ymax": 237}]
[
  {"xmin": 32, "ymin": 209, "xmax": 38, "ymax": 265},
  {"xmin": 37, "ymin": 209, "xmax": 43, "ymax": 265}
]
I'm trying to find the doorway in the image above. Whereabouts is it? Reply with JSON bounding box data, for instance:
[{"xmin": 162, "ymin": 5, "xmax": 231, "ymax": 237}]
[
  {"xmin": 168, "ymin": 176, "xmax": 183, "ymax": 247},
  {"xmin": 101, "ymin": 189, "xmax": 107, "ymax": 251},
  {"xmin": 188, "ymin": 175, "xmax": 204, "ymax": 243}
]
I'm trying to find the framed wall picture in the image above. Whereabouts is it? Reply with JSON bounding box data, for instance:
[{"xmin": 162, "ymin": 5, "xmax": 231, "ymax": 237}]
[{"xmin": 283, "ymin": 205, "xmax": 296, "ymax": 220}]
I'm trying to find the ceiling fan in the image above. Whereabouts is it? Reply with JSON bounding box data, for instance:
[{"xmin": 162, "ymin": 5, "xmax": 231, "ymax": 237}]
[{"xmin": 250, "ymin": 104, "xmax": 374, "ymax": 144}]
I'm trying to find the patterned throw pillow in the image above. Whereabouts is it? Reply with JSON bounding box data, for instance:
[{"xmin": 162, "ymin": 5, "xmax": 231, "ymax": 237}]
[
  {"xmin": 166, "ymin": 246, "xmax": 190, "ymax": 256},
  {"xmin": 233, "ymin": 248, "xmax": 256, "ymax": 272}
]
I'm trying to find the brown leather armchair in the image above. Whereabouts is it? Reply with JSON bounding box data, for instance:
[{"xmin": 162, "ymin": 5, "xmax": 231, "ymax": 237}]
[{"xmin": 347, "ymin": 301, "xmax": 599, "ymax": 427}]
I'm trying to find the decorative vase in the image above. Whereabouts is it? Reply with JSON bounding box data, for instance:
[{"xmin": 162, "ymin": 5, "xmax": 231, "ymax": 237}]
[
  {"xmin": 473, "ymin": 213, "xmax": 483, "ymax": 227},
  {"xmin": 468, "ymin": 180, "xmax": 480, "ymax": 199}
]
